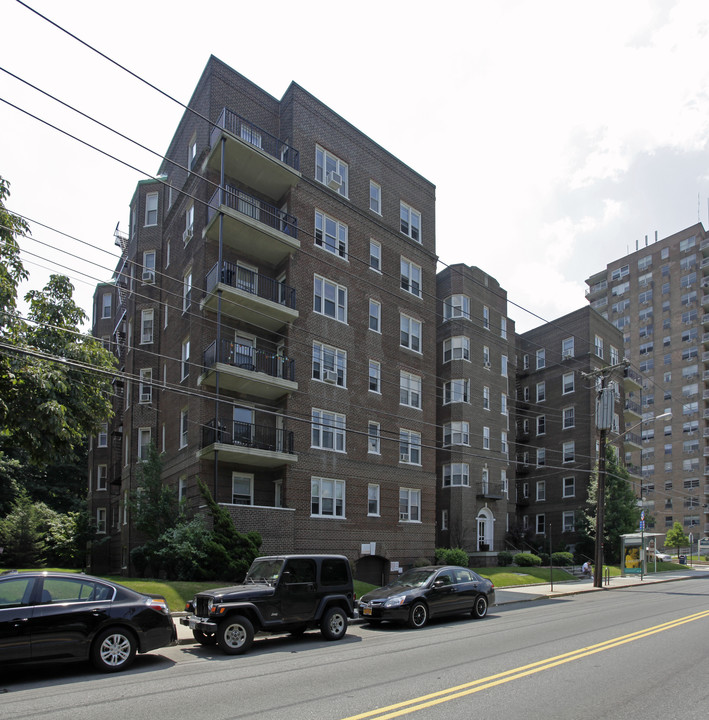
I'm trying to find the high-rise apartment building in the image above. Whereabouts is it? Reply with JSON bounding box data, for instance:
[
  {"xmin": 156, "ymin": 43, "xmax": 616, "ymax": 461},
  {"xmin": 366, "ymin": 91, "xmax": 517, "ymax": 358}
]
[
  {"xmin": 87, "ymin": 57, "xmax": 438, "ymax": 581},
  {"xmin": 585, "ymin": 223, "xmax": 708, "ymax": 539}
]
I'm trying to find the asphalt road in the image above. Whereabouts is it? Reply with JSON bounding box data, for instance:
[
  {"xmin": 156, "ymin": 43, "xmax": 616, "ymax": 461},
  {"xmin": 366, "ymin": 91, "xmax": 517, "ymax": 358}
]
[{"xmin": 3, "ymin": 575, "xmax": 709, "ymax": 720}]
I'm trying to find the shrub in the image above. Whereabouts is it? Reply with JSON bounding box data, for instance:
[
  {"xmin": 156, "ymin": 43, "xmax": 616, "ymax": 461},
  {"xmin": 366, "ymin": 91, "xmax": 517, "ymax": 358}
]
[
  {"xmin": 130, "ymin": 545, "xmax": 149, "ymax": 577},
  {"xmin": 497, "ymin": 550, "xmax": 513, "ymax": 567},
  {"xmin": 514, "ymin": 552, "xmax": 542, "ymax": 567},
  {"xmin": 435, "ymin": 547, "xmax": 469, "ymax": 566},
  {"xmin": 538, "ymin": 553, "xmax": 550, "ymax": 565},
  {"xmin": 552, "ymin": 551, "xmax": 574, "ymax": 566}
]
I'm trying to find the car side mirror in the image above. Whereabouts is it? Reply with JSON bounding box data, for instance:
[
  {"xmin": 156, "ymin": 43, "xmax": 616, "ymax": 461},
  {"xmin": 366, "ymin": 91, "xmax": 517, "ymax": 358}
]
[{"xmin": 433, "ymin": 579, "xmax": 444, "ymax": 587}]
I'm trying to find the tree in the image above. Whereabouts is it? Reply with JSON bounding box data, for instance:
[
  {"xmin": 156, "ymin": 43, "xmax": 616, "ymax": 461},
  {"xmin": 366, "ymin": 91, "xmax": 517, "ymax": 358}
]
[
  {"xmin": 664, "ymin": 522, "xmax": 689, "ymax": 558},
  {"xmin": 130, "ymin": 444, "xmax": 179, "ymax": 541},
  {"xmin": 579, "ymin": 445, "xmax": 641, "ymax": 563},
  {"xmin": 0, "ymin": 493, "xmax": 47, "ymax": 566}
]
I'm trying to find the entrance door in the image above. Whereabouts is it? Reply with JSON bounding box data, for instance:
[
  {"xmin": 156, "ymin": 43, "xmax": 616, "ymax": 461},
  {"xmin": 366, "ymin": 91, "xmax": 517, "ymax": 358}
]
[{"xmin": 233, "ymin": 406, "xmax": 254, "ymax": 446}]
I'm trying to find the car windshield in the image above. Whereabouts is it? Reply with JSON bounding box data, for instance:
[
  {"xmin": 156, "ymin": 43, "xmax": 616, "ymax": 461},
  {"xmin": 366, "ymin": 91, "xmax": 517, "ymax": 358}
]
[
  {"xmin": 245, "ymin": 559, "xmax": 284, "ymax": 585},
  {"xmin": 389, "ymin": 569, "xmax": 436, "ymax": 589}
]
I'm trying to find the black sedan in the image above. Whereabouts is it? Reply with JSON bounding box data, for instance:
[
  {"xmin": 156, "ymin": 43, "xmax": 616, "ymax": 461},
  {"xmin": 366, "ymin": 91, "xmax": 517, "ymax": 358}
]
[
  {"xmin": 0, "ymin": 570, "xmax": 176, "ymax": 672},
  {"xmin": 358, "ymin": 565, "xmax": 495, "ymax": 628}
]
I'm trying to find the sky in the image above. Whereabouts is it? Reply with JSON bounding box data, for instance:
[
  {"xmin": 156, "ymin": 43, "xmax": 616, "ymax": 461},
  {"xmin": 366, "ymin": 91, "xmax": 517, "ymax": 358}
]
[{"xmin": 3, "ymin": 0, "xmax": 709, "ymax": 333}]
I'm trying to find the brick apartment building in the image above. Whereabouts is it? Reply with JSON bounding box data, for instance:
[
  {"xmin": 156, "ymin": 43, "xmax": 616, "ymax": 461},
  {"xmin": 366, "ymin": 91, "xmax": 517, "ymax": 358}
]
[
  {"xmin": 87, "ymin": 56, "xmax": 438, "ymax": 582},
  {"xmin": 585, "ymin": 224, "xmax": 709, "ymax": 538}
]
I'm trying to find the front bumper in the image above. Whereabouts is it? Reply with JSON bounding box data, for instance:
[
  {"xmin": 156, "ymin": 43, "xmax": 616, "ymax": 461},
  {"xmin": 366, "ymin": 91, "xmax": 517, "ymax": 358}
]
[
  {"xmin": 357, "ymin": 603, "xmax": 409, "ymax": 623},
  {"xmin": 180, "ymin": 616, "xmax": 218, "ymax": 633}
]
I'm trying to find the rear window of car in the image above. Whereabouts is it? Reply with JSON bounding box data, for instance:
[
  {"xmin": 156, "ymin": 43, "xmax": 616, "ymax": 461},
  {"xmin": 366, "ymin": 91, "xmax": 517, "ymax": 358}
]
[
  {"xmin": 320, "ymin": 559, "xmax": 349, "ymax": 586},
  {"xmin": 41, "ymin": 578, "xmax": 113, "ymax": 603},
  {"xmin": 0, "ymin": 577, "xmax": 34, "ymax": 608}
]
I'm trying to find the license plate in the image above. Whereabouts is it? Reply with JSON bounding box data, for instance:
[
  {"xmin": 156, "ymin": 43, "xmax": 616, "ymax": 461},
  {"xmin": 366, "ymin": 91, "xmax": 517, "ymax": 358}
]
[
  {"xmin": 188, "ymin": 617, "xmax": 198, "ymax": 628},
  {"xmin": 363, "ymin": 607, "xmax": 372, "ymax": 616}
]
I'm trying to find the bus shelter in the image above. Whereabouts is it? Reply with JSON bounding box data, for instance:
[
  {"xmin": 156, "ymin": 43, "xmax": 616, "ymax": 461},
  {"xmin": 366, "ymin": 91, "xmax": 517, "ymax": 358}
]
[{"xmin": 620, "ymin": 533, "xmax": 665, "ymax": 577}]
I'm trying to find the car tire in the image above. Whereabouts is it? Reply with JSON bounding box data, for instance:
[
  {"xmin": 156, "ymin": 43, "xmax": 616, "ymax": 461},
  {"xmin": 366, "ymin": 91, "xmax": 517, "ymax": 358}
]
[
  {"xmin": 217, "ymin": 615, "xmax": 254, "ymax": 655},
  {"xmin": 192, "ymin": 629, "xmax": 217, "ymax": 645},
  {"xmin": 408, "ymin": 602, "xmax": 428, "ymax": 629},
  {"xmin": 91, "ymin": 627, "xmax": 137, "ymax": 672},
  {"xmin": 472, "ymin": 595, "xmax": 488, "ymax": 619},
  {"xmin": 320, "ymin": 606, "xmax": 348, "ymax": 641}
]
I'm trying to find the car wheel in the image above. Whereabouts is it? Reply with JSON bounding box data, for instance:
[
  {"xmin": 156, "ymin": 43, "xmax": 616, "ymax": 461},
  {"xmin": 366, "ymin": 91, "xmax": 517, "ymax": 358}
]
[
  {"xmin": 472, "ymin": 595, "xmax": 488, "ymax": 619},
  {"xmin": 192, "ymin": 629, "xmax": 217, "ymax": 645},
  {"xmin": 408, "ymin": 602, "xmax": 428, "ymax": 629},
  {"xmin": 91, "ymin": 627, "xmax": 137, "ymax": 672},
  {"xmin": 217, "ymin": 615, "xmax": 254, "ymax": 655},
  {"xmin": 320, "ymin": 606, "xmax": 348, "ymax": 641}
]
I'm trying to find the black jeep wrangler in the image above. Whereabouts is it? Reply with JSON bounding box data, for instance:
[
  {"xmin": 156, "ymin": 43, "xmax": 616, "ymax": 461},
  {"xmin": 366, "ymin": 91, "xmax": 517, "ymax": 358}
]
[{"xmin": 181, "ymin": 554, "xmax": 355, "ymax": 654}]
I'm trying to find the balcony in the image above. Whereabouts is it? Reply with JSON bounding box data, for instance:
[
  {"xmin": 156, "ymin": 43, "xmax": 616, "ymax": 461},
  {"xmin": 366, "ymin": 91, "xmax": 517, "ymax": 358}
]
[
  {"xmin": 205, "ymin": 107, "xmax": 300, "ymax": 200},
  {"xmin": 624, "ymin": 431, "xmax": 642, "ymax": 449},
  {"xmin": 624, "ymin": 399, "xmax": 642, "ymax": 421},
  {"xmin": 475, "ymin": 481, "xmax": 506, "ymax": 499},
  {"xmin": 626, "ymin": 464, "xmax": 642, "ymax": 478},
  {"xmin": 198, "ymin": 419, "xmax": 297, "ymax": 467},
  {"xmin": 201, "ymin": 261, "xmax": 298, "ymax": 331},
  {"xmin": 199, "ymin": 339, "xmax": 297, "ymax": 400},
  {"xmin": 623, "ymin": 366, "xmax": 642, "ymax": 391},
  {"xmin": 205, "ymin": 185, "xmax": 299, "ymax": 265},
  {"xmin": 585, "ymin": 279, "xmax": 608, "ymax": 297}
]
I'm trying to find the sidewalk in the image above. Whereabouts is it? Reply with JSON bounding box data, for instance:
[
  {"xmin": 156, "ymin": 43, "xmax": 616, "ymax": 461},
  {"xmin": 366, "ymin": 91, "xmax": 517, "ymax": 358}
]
[{"xmin": 171, "ymin": 568, "xmax": 706, "ymax": 645}]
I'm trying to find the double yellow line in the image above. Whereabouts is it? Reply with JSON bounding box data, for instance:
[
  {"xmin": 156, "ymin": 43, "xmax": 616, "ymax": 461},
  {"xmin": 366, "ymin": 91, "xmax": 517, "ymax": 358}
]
[{"xmin": 342, "ymin": 609, "xmax": 709, "ymax": 720}]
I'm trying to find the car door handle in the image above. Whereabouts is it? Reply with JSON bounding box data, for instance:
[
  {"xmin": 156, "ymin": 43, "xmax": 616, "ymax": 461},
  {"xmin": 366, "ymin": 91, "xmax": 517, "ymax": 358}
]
[{"xmin": 13, "ymin": 617, "xmax": 29, "ymax": 624}]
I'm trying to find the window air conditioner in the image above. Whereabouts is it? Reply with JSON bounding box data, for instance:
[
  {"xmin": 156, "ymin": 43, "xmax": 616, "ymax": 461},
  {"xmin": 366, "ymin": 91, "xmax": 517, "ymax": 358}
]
[
  {"xmin": 323, "ymin": 370, "xmax": 338, "ymax": 384},
  {"xmin": 483, "ymin": 361, "xmax": 491, "ymax": 369},
  {"xmin": 142, "ymin": 269, "xmax": 155, "ymax": 283},
  {"xmin": 326, "ymin": 171, "xmax": 343, "ymax": 191},
  {"xmin": 140, "ymin": 392, "xmax": 151, "ymax": 403},
  {"xmin": 400, "ymin": 453, "xmax": 409, "ymax": 462},
  {"xmin": 183, "ymin": 225, "xmax": 193, "ymax": 244},
  {"xmin": 399, "ymin": 512, "xmax": 409, "ymax": 521}
]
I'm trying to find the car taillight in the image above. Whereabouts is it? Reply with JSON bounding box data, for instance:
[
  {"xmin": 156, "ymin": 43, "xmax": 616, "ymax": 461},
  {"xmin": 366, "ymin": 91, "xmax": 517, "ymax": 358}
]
[{"xmin": 146, "ymin": 598, "xmax": 170, "ymax": 615}]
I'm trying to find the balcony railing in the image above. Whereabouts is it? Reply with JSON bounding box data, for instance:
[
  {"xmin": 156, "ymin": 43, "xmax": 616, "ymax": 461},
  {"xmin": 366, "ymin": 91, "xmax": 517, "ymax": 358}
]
[
  {"xmin": 202, "ymin": 418, "xmax": 294, "ymax": 454},
  {"xmin": 624, "ymin": 399, "xmax": 641, "ymax": 415},
  {"xmin": 624, "ymin": 431, "xmax": 642, "ymax": 446},
  {"xmin": 475, "ymin": 481, "xmax": 506, "ymax": 499},
  {"xmin": 207, "ymin": 184, "xmax": 298, "ymax": 238},
  {"xmin": 203, "ymin": 339, "xmax": 295, "ymax": 382},
  {"xmin": 205, "ymin": 261, "xmax": 296, "ymax": 310},
  {"xmin": 211, "ymin": 107, "xmax": 300, "ymax": 171},
  {"xmin": 626, "ymin": 463, "xmax": 642, "ymax": 476},
  {"xmin": 624, "ymin": 366, "xmax": 642, "ymax": 386}
]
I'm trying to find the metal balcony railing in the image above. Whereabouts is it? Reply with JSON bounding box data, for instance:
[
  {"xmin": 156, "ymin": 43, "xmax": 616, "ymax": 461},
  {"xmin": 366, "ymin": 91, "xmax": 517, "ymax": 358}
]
[
  {"xmin": 205, "ymin": 261, "xmax": 296, "ymax": 309},
  {"xmin": 475, "ymin": 481, "xmax": 506, "ymax": 499},
  {"xmin": 203, "ymin": 339, "xmax": 295, "ymax": 382},
  {"xmin": 625, "ymin": 399, "xmax": 641, "ymax": 414},
  {"xmin": 202, "ymin": 418, "xmax": 294, "ymax": 454}
]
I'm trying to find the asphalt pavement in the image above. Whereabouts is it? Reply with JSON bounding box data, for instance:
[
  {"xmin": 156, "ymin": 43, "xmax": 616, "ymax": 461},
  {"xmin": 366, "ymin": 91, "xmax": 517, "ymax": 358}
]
[{"xmin": 172, "ymin": 566, "xmax": 707, "ymax": 645}]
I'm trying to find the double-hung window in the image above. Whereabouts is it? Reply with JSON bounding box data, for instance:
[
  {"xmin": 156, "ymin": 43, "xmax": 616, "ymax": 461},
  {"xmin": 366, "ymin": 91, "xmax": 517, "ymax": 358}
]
[
  {"xmin": 400, "ymin": 371, "xmax": 422, "ymax": 409},
  {"xmin": 444, "ymin": 379, "xmax": 469, "ymax": 404},
  {"xmin": 368, "ymin": 422, "xmax": 380, "ymax": 454},
  {"xmin": 311, "ymin": 409, "xmax": 346, "ymax": 452},
  {"xmin": 315, "ymin": 211, "xmax": 348, "ymax": 259},
  {"xmin": 180, "ymin": 408, "xmax": 189, "ymax": 448},
  {"xmin": 563, "ymin": 441, "xmax": 575, "ymax": 463},
  {"xmin": 443, "ymin": 336, "xmax": 470, "ymax": 362},
  {"xmin": 312, "ymin": 342, "xmax": 346, "ymax": 386},
  {"xmin": 145, "ymin": 193, "xmax": 158, "ymax": 226},
  {"xmin": 139, "ymin": 368, "xmax": 152, "ymax": 403},
  {"xmin": 183, "ymin": 271, "xmax": 192, "ymax": 312},
  {"xmin": 140, "ymin": 309, "xmax": 154, "ymax": 344},
  {"xmin": 311, "ymin": 477, "xmax": 345, "ymax": 517},
  {"xmin": 443, "ymin": 463, "xmax": 469, "ymax": 487},
  {"xmin": 368, "ymin": 484, "xmax": 380, "ymax": 515},
  {"xmin": 400, "ymin": 258, "xmax": 422, "ymax": 297},
  {"xmin": 400, "ymin": 202, "xmax": 421, "ymax": 242},
  {"xmin": 443, "ymin": 421, "xmax": 469, "ymax": 446},
  {"xmin": 443, "ymin": 295, "xmax": 470, "ymax": 320},
  {"xmin": 399, "ymin": 429, "xmax": 421, "ymax": 464},
  {"xmin": 369, "ymin": 361, "xmax": 381, "ymax": 393},
  {"xmin": 101, "ymin": 293, "xmax": 112, "ymax": 319},
  {"xmin": 96, "ymin": 465, "xmax": 107, "ymax": 491},
  {"xmin": 563, "ymin": 407, "xmax": 575, "ymax": 429},
  {"xmin": 181, "ymin": 338, "xmax": 190, "ymax": 381},
  {"xmin": 369, "ymin": 181, "xmax": 381, "ymax": 214},
  {"xmin": 399, "ymin": 488, "xmax": 421, "ymax": 521},
  {"xmin": 314, "ymin": 275, "xmax": 347, "ymax": 322},
  {"xmin": 369, "ymin": 240, "xmax": 381, "ymax": 271},
  {"xmin": 369, "ymin": 299, "xmax": 381, "ymax": 332},
  {"xmin": 315, "ymin": 146, "xmax": 348, "ymax": 197},
  {"xmin": 400, "ymin": 314, "xmax": 422, "ymax": 352}
]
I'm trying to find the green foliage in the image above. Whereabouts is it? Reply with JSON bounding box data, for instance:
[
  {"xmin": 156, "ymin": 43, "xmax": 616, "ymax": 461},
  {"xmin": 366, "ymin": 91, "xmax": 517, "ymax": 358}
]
[
  {"xmin": 551, "ymin": 552, "xmax": 574, "ymax": 566},
  {"xmin": 664, "ymin": 522, "xmax": 689, "ymax": 555},
  {"xmin": 514, "ymin": 552, "xmax": 542, "ymax": 567},
  {"xmin": 434, "ymin": 547, "xmax": 469, "ymax": 566},
  {"xmin": 154, "ymin": 517, "xmax": 211, "ymax": 581},
  {"xmin": 44, "ymin": 509, "xmax": 91, "ymax": 567},
  {"xmin": 0, "ymin": 493, "xmax": 46, "ymax": 566},
  {"xmin": 413, "ymin": 557, "xmax": 432, "ymax": 567},
  {"xmin": 0, "ymin": 177, "xmax": 29, "ymax": 336},
  {"xmin": 497, "ymin": 550, "xmax": 513, "ymax": 567}
]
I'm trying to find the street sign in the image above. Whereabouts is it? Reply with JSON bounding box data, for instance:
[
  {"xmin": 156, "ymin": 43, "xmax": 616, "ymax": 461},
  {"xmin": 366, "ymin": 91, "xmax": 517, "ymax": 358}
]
[
  {"xmin": 640, "ymin": 510, "xmax": 645, "ymax": 521},
  {"xmin": 639, "ymin": 521, "xmax": 645, "ymax": 530}
]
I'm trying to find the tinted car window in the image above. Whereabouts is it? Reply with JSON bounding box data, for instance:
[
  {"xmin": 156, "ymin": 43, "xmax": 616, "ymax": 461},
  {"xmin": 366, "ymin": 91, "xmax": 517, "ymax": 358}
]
[
  {"xmin": 436, "ymin": 570, "xmax": 455, "ymax": 586},
  {"xmin": 321, "ymin": 558, "xmax": 348, "ymax": 585},
  {"xmin": 0, "ymin": 577, "xmax": 34, "ymax": 608},
  {"xmin": 454, "ymin": 569, "xmax": 474, "ymax": 583},
  {"xmin": 283, "ymin": 559, "xmax": 316, "ymax": 583},
  {"xmin": 41, "ymin": 577, "xmax": 111, "ymax": 603}
]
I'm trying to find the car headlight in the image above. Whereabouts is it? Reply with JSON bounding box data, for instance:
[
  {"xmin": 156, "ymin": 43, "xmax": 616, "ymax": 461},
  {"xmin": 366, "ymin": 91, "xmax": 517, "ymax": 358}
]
[
  {"xmin": 384, "ymin": 596, "xmax": 406, "ymax": 608},
  {"xmin": 207, "ymin": 598, "xmax": 215, "ymax": 613}
]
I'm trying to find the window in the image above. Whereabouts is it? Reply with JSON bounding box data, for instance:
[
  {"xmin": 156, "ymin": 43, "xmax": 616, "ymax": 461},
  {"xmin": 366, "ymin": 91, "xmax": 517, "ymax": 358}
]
[
  {"xmin": 482, "ymin": 305, "xmax": 490, "ymax": 330},
  {"xmin": 400, "ymin": 258, "xmax": 422, "ymax": 297},
  {"xmin": 369, "ymin": 240, "xmax": 381, "ymax": 272},
  {"xmin": 368, "ymin": 484, "xmax": 380, "ymax": 515},
  {"xmin": 240, "ymin": 124, "xmax": 262, "ymax": 147},
  {"xmin": 98, "ymin": 422, "xmax": 108, "ymax": 448},
  {"xmin": 314, "ymin": 275, "xmax": 347, "ymax": 322},
  {"xmin": 180, "ymin": 408, "xmax": 188, "ymax": 448},
  {"xmin": 369, "ymin": 360, "xmax": 381, "ymax": 393},
  {"xmin": 501, "ymin": 431, "xmax": 508, "ymax": 456},
  {"xmin": 563, "ymin": 477, "xmax": 575, "ymax": 498},
  {"xmin": 536, "ymin": 514, "xmax": 546, "ymax": 535},
  {"xmin": 501, "ymin": 394, "xmax": 508, "ymax": 416},
  {"xmin": 501, "ymin": 355, "xmax": 508, "ymax": 377},
  {"xmin": 178, "ymin": 476, "xmax": 187, "ymax": 502},
  {"xmin": 399, "ymin": 429, "xmax": 421, "ymax": 464},
  {"xmin": 142, "ymin": 250, "xmax": 156, "ymax": 283},
  {"xmin": 400, "ymin": 314, "xmax": 422, "ymax": 352},
  {"xmin": 399, "ymin": 488, "xmax": 421, "ymax": 521},
  {"xmin": 368, "ymin": 422, "xmax": 380, "ymax": 454},
  {"xmin": 562, "ymin": 512, "xmax": 575, "ymax": 533},
  {"xmin": 562, "ymin": 337, "xmax": 574, "ymax": 358},
  {"xmin": 483, "ymin": 426, "xmax": 490, "ymax": 450},
  {"xmin": 145, "ymin": 192, "xmax": 158, "ymax": 226},
  {"xmin": 369, "ymin": 299, "xmax": 381, "ymax": 332},
  {"xmin": 563, "ymin": 441, "xmax": 575, "ymax": 463},
  {"xmin": 400, "ymin": 371, "xmax": 422, "ymax": 409},
  {"xmin": 563, "ymin": 407, "xmax": 575, "ymax": 429},
  {"xmin": 500, "ymin": 317, "xmax": 507, "ymax": 339},
  {"xmin": 483, "ymin": 346, "xmax": 491, "ymax": 366},
  {"xmin": 311, "ymin": 409, "xmax": 346, "ymax": 452},
  {"xmin": 311, "ymin": 477, "xmax": 345, "ymax": 517},
  {"xmin": 96, "ymin": 508, "xmax": 107, "ymax": 534},
  {"xmin": 443, "ymin": 336, "xmax": 470, "ymax": 362},
  {"xmin": 101, "ymin": 293, "xmax": 112, "ymax": 319},
  {"xmin": 523, "ymin": 354, "xmax": 530, "ymax": 370},
  {"xmin": 441, "ymin": 510, "xmax": 448, "ymax": 530},
  {"xmin": 594, "ymin": 334, "xmax": 604, "ymax": 358},
  {"xmin": 536, "ymin": 448, "xmax": 546, "ymax": 467},
  {"xmin": 443, "ymin": 295, "xmax": 470, "ymax": 320},
  {"xmin": 369, "ymin": 181, "xmax": 381, "ymax": 214},
  {"xmin": 680, "ymin": 254, "xmax": 696, "ymax": 271},
  {"xmin": 443, "ymin": 421, "xmax": 469, "ymax": 446},
  {"xmin": 96, "ymin": 465, "xmax": 107, "ymax": 491},
  {"xmin": 183, "ymin": 203, "xmax": 194, "ymax": 244},
  {"xmin": 183, "ymin": 271, "xmax": 192, "ymax": 311},
  {"xmin": 537, "ymin": 415, "xmax": 546, "ymax": 435},
  {"xmin": 443, "ymin": 463, "xmax": 470, "ymax": 487},
  {"xmin": 536, "ymin": 382, "xmax": 546, "ymax": 402},
  {"xmin": 562, "ymin": 372, "xmax": 574, "ymax": 394},
  {"xmin": 536, "ymin": 481, "xmax": 546, "ymax": 501},
  {"xmin": 232, "ymin": 474, "xmax": 253, "ymax": 505},
  {"xmin": 312, "ymin": 342, "xmax": 346, "ymax": 386},
  {"xmin": 315, "ymin": 211, "xmax": 348, "ymax": 259},
  {"xmin": 612, "ymin": 281, "xmax": 630, "ymax": 296},
  {"xmin": 610, "ymin": 345, "xmax": 619, "ymax": 365},
  {"xmin": 315, "ymin": 145, "xmax": 348, "ymax": 197},
  {"xmin": 444, "ymin": 379, "xmax": 470, "ymax": 404},
  {"xmin": 137, "ymin": 428, "xmax": 151, "ymax": 460},
  {"xmin": 140, "ymin": 309, "xmax": 154, "ymax": 344},
  {"xmin": 483, "ymin": 386, "xmax": 490, "ymax": 410},
  {"xmin": 181, "ymin": 338, "xmax": 190, "ymax": 381},
  {"xmin": 611, "ymin": 264, "xmax": 629, "ymax": 280},
  {"xmin": 536, "ymin": 348, "xmax": 546, "ymax": 369},
  {"xmin": 139, "ymin": 368, "xmax": 152, "ymax": 403},
  {"xmin": 400, "ymin": 201, "xmax": 421, "ymax": 242}
]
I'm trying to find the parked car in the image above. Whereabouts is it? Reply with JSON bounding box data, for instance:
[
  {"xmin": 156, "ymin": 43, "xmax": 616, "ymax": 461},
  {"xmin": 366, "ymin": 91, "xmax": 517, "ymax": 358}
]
[
  {"xmin": 0, "ymin": 570, "xmax": 176, "ymax": 672},
  {"xmin": 654, "ymin": 550, "xmax": 672, "ymax": 562},
  {"xmin": 358, "ymin": 565, "xmax": 495, "ymax": 628},
  {"xmin": 181, "ymin": 555, "xmax": 355, "ymax": 654}
]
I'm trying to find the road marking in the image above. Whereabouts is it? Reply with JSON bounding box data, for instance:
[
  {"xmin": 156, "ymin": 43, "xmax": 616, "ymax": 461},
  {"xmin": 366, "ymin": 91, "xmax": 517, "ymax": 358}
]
[{"xmin": 341, "ymin": 609, "xmax": 709, "ymax": 720}]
